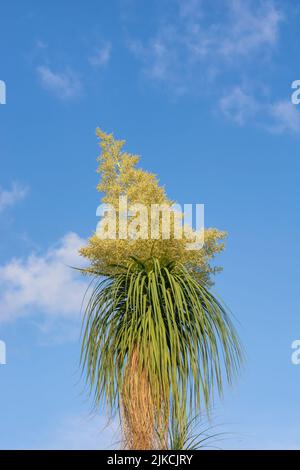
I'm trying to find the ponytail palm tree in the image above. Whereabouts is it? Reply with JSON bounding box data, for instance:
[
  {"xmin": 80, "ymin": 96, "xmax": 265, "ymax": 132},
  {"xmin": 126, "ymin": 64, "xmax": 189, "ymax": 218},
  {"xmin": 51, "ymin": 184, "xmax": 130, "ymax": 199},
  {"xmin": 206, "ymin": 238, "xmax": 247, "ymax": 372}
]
[
  {"xmin": 81, "ymin": 258, "xmax": 242, "ymax": 449},
  {"xmin": 79, "ymin": 129, "xmax": 243, "ymax": 449}
]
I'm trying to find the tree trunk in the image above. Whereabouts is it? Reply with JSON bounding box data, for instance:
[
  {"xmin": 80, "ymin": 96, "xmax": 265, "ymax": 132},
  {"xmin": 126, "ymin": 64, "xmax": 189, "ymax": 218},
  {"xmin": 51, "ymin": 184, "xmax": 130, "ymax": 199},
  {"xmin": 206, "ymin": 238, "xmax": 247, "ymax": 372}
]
[{"xmin": 121, "ymin": 346, "xmax": 168, "ymax": 449}]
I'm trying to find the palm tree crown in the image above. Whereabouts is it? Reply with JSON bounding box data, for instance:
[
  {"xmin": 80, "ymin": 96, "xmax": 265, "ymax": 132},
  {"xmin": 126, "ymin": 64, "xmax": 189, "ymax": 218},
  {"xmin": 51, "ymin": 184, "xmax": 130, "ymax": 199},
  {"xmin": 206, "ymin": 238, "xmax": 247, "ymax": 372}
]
[{"xmin": 81, "ymin": 257, "xmax": 242, "ymax": 448}]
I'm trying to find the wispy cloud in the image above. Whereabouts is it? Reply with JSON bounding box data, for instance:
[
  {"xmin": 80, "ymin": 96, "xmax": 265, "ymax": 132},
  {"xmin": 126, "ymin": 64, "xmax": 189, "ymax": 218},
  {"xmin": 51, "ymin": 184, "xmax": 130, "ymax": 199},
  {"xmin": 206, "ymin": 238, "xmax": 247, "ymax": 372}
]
[
  {"xmin": 36, "ymin": 66, "xmax": 82, "ymax": 100},
  {"xmin": 128, "ymin": 0, "xmax": 283, "ymax": 87},
  {"xmin": 219, "ymin": 87, "xmax": 300, "ymax": 135},
  {"xmin": 0, "ymin": 232, "xmax": 88, "ymax": 324},
  {"xmin": 266, "ymin": 101, "xmax": 300, "ymax": 134},
  {"xmin": 0, "ymin": 183, "xmax": 28, "ymax": 213},
  {"xmin": 220, "ymin": 0, "xmax": 283, "ymax": 58},
  {"xmin": 125, "ymin": 0, "xmax": 293, "ymax": 133},
  {"xmin": 219, "ymin": 87, "xmax": 258, "ymax": 126},
  {"xmin": 89, "ymin": 42, "xmax": 112, "ymax": 67}
]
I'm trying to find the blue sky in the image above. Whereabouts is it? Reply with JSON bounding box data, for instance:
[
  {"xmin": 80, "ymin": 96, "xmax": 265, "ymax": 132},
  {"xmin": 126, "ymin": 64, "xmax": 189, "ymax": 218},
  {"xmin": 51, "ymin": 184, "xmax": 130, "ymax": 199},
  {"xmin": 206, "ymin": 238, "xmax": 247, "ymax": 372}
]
[{"xmin": 0, "ymin": 0, "xmax": 299, "ymax": 449}]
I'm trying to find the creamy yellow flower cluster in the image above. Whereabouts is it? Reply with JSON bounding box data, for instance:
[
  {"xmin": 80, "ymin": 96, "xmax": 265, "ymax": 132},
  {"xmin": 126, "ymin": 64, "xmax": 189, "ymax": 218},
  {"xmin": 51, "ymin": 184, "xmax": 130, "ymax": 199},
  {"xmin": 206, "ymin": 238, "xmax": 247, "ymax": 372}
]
[{"xmin": 80, "ymin": 128, "xmax": 226, "ymax": 283}]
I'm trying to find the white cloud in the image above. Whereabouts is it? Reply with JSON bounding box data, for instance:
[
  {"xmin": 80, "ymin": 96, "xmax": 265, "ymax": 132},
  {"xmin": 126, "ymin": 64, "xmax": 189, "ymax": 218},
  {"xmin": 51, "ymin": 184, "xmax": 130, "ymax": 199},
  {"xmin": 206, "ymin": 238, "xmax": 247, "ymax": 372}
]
[
  {"xmin": 0, "ymin": 183, "xmax": 28, "ymax": 213},
  {"xmin": 89, "ymin": 42, "xmax": 112, "ymax": 67},
  {"xmin": 36, "ymin": 66, "xmax": 82, "ymax": 100},
  {"xmin": 267, "ymin": 101, "xmax": 300, "ymax": 134},
  {"xmin": 127, "ymin": 34, "xmax": 187, "ymax": 94},
  {"xmin": 126, "ymin": 1, "xmax": 292, "ymax": 133},
  {"xmin": 219, "ymin": 87, "xmax": 300, "ymax": 135},
  {"xmin": 0, "ymin": 232, "xmax": 88, "ymax": 323},
  {"xmin": 219, "ymin": 87, "xmax": 258, "ymax": 126},
  {"xmin": 128, "ymin": 0, "xmax": 283, "ymax": 87},
  {"xmin": 220, "ymin": 0, "xmax": 283, "ymax": 58}
]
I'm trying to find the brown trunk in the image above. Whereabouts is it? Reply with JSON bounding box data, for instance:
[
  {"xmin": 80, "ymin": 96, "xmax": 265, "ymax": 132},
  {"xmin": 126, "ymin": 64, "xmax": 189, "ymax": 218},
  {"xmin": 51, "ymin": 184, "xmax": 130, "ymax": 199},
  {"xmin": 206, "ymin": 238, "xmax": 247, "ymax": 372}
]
[{"xmin": 121, "ymin": 346, "xmax": 168, "ymax": 450}]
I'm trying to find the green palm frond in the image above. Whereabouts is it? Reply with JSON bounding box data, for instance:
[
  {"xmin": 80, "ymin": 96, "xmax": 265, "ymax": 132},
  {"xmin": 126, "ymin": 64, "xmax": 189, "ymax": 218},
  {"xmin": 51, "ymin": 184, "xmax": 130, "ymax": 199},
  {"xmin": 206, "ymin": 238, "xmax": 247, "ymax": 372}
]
[
  {"xmin": 167, "ymin": 415, "xmax": 226, "ymax": 450},
  {"xmin": 80, "ymin": 257, "xmax": 243, "ymax": 430}
]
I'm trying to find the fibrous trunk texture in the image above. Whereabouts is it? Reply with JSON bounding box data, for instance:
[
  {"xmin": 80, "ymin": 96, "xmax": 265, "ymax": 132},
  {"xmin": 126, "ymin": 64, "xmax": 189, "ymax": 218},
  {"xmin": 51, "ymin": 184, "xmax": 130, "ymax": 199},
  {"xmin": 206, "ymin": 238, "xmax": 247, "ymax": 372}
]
[{"xmin": 121, "ymin": 347, "xmax": 168, "ymax": 450}]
